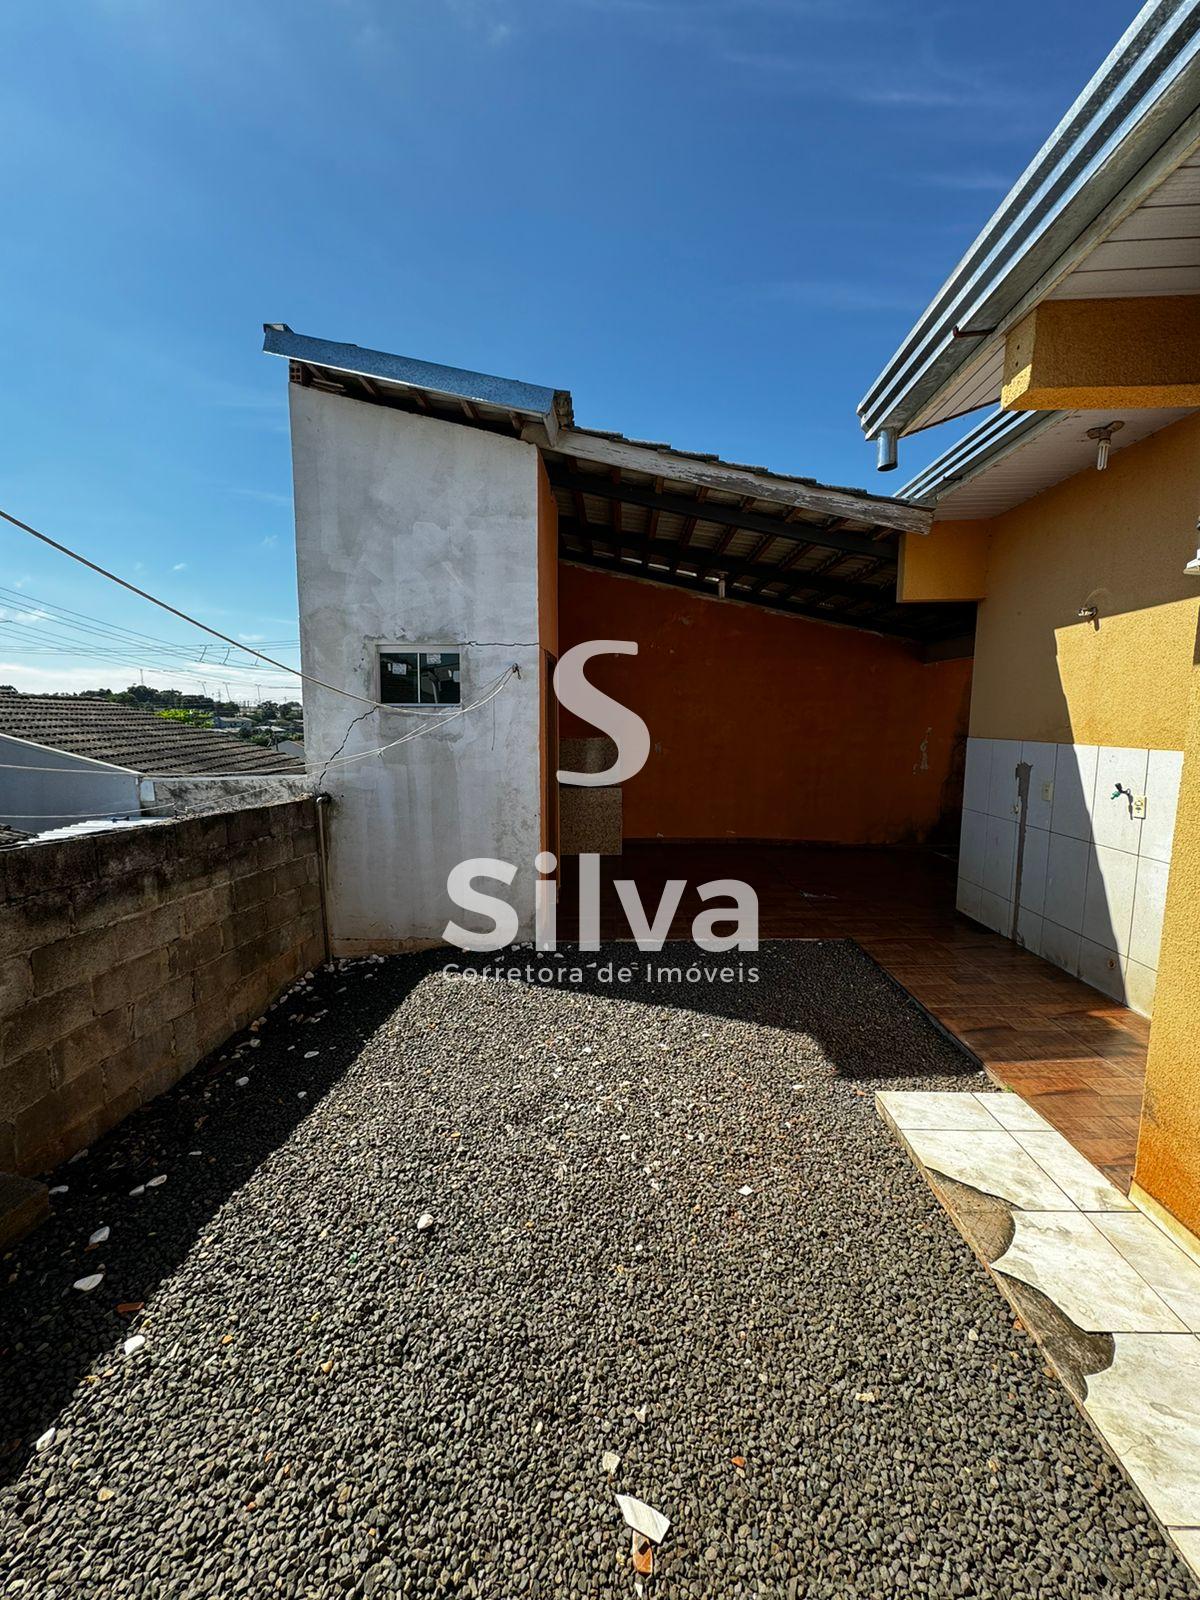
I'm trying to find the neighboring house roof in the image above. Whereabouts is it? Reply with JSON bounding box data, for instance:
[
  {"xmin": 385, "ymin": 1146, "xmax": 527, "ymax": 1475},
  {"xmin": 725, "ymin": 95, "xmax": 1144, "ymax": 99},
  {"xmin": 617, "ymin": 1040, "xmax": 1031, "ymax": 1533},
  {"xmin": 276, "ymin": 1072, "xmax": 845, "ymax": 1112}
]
[
  {"xmin": 0, "ymin": 696, "xmax": 306, "ymax": 776},
  {"xmin": 268, "ymin": 327, "xmax": 977, "ymax": 645},
  {"xmin": 858, "ymin": 0, "xmax": 1200, "ymax": 458}
]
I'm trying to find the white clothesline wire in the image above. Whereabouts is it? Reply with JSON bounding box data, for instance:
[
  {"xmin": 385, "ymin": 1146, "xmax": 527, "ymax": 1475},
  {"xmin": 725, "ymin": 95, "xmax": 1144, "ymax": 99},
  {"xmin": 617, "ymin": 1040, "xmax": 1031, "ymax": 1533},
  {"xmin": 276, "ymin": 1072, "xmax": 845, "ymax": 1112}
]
[
  {"xmin": 0, "ymin": 504, "xmax": 514, "ymax": 718},
  {"xmin": 0, "ymin": 667, "xmax": 518, "ymax": 784}
]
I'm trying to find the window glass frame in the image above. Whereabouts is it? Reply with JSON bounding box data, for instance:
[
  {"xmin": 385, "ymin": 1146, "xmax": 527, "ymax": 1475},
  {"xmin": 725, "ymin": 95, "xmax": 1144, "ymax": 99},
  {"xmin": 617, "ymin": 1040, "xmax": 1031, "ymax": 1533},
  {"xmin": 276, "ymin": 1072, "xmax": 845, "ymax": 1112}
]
[{"xmin": 377, "ymin": 645, "xmax": 462, "ymax": 710}]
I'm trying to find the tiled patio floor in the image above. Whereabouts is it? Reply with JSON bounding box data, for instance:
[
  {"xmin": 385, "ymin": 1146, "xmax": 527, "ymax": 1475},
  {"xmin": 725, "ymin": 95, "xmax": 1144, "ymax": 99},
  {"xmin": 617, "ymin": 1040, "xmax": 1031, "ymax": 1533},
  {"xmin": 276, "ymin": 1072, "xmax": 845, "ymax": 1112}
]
[
  {"xmin": 557, "ymin": 842, "xmax": 1149, "ymax": 1188},
  {"xmin": 877, "ymin": 1089, "xmax": 1200, "ymax": 1588}
]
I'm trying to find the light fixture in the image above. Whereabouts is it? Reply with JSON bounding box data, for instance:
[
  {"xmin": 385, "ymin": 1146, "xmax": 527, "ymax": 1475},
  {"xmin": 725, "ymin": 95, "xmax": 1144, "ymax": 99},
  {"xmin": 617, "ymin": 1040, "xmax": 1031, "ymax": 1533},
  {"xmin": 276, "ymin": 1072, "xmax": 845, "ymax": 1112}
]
[
  {"xmin": 1183, "ymin": 511, "xmax": 1200, "ymax": 576},
  {"xmin": 1085, "ymin": 420, "xmax": 1124, "ymax": 470}
]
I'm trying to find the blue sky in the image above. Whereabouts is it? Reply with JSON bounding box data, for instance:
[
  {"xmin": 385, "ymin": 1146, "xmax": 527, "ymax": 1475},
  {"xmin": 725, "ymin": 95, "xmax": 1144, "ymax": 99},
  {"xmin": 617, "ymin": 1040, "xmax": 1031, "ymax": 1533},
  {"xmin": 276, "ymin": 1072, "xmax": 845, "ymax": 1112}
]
[{"xmin": 0, "ymin": 0, "xmax": 1136, "ymax": 696}]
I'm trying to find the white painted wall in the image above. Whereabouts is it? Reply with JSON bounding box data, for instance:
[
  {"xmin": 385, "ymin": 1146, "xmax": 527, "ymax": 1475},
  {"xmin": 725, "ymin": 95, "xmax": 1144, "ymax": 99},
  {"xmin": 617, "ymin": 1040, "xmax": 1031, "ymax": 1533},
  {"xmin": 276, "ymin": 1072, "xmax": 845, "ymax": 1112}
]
[
  {"xmin": 0, "ymin": 734, "xmax": 141, "ymax": 834},
  {"xmin": 957, "ymin": 735, "xmax": 1183, "ymax": 1017},
  {"xmin": 288, "ymin": 387, "xmax": 547, "ymax": 950}
]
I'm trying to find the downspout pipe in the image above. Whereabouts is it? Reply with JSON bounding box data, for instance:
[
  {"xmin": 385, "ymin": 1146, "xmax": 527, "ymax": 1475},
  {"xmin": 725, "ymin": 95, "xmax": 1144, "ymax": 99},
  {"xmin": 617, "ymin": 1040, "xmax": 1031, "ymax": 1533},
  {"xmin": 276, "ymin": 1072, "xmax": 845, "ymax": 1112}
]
[
  {"xmin": 313, "ymin": 791, "xmax": 334, "ymax": 967},
  {"xmin": 877, "ymin": 427, "xmax": 899, "ymax": 473}
]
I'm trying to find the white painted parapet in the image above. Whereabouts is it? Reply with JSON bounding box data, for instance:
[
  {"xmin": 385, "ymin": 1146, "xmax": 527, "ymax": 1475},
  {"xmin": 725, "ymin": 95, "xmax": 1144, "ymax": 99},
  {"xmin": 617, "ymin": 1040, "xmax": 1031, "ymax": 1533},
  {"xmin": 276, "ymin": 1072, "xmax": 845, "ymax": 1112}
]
[{"xmin": 289, "ymin": 387, "xmax": 549, "ymax": 949}]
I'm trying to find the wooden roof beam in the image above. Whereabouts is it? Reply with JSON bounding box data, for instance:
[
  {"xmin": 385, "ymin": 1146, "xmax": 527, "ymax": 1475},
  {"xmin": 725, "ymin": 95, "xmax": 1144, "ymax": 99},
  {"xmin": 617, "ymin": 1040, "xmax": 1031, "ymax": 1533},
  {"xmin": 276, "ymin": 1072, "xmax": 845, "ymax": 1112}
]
[
  {"xmin": 546, "ymin": 466, "xmax": 897, "ymax": 564},
  {"xmin": 559, "ymin": 552, "xmax": 924, "ymax": 639},
  {"xmin": 558, "ymin": 519, "xmax": 896, "ymax": 604}
]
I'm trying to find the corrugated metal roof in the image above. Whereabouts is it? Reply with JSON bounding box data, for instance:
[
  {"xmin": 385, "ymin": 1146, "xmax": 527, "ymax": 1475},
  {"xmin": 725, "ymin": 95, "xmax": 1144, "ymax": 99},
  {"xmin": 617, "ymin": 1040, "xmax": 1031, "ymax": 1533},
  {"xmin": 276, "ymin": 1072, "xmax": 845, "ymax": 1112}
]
[
  {"xmin": 0, "ymin": 696, "xmax": 306, "ymax": 777},
  {"xmin": 270, "ymin": 325, "xmax": 965, "ymax": 640},
  {"xmin": 263, "ymin": 325, "xmax": 573, "ymax": 431},
  {"xmin": 858, "ymin": 0, "xmax": 1200, "ymax": 452}
]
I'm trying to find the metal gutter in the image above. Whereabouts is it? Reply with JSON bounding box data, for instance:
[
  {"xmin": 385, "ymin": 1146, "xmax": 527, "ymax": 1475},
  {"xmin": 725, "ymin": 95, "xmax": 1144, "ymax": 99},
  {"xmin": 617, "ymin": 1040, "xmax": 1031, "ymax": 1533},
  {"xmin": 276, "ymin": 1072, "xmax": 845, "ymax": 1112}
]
[
  {"xmin": 857, "ymin": 0, "xmax": 1200, "ymax": 448},
  {"xmin": 897, "ymin": 409, "xmax": 1062, "ymax": 507},
  {"xmin": 262, "ymin": 324, "xmax": 572, "ymax": 431}
]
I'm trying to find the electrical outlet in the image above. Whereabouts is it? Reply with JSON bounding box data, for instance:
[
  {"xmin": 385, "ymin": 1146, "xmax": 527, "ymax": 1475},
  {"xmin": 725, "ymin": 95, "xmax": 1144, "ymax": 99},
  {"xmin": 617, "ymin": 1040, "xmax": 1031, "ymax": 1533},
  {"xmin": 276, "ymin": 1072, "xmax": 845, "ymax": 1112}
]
[
  {"xmin": 1041, "ymin": 780, "xmax": 1054, "ymax": 804},
  {"xmin": 1133, "ymin": 794, "xmax": 1147, "ymax": 819}
]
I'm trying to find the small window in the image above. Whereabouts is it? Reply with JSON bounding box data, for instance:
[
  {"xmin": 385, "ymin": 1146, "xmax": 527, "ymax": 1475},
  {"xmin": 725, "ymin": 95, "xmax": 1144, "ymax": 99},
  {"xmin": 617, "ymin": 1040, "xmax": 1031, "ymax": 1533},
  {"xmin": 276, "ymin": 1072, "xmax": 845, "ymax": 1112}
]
[{"xmin": 379, "ymin": 649, "xmax": 461, "ymax": 707}]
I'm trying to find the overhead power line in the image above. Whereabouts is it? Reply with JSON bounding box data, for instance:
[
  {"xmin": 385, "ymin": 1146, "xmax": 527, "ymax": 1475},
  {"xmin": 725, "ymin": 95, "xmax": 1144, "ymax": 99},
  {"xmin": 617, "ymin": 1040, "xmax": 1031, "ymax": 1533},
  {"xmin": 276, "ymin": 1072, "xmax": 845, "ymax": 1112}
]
[{"xmin": 0, "ymin": 506, "xmax": 407, "ymax": 712}]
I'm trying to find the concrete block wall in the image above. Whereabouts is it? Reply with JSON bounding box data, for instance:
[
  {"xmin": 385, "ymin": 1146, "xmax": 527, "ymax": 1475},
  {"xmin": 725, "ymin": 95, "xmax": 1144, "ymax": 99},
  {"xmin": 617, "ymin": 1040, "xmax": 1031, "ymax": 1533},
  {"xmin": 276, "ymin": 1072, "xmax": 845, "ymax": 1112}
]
[{"xmin": 0, "ymin": 798, "xmax": 326, "ymax": 1175}]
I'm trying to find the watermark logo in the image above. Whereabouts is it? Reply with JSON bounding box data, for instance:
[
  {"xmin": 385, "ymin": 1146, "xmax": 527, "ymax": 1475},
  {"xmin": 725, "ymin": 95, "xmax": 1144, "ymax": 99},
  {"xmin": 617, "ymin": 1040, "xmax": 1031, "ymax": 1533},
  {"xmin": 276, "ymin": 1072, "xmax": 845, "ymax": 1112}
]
[{"xmin": 443, "ymin": 641, "xmax": 758, "ymax": 957}]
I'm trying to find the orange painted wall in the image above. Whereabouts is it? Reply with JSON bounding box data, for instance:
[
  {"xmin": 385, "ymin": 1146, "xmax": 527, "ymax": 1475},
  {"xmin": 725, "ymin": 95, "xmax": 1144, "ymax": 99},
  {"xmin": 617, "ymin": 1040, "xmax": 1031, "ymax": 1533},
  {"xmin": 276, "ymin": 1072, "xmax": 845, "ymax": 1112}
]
[{"xmin": 558, "ymin": 565, "xmax": 972, "ymax": 843}]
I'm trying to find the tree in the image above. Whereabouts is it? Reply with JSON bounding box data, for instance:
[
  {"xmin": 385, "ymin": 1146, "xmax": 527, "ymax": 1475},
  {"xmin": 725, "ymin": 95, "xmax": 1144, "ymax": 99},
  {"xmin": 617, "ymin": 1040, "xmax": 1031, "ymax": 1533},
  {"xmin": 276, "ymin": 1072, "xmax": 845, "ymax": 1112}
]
[{"xmin": 156, "ymin": 708, "xmax": 213, "ymax": 728}]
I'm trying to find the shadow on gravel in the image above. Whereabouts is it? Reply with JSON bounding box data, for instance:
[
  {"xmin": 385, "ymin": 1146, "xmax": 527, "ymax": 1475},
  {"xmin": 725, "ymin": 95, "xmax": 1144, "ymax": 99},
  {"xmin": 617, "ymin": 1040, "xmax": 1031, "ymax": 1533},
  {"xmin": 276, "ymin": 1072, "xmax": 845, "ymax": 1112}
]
[
  {"xmin": 0, "ymin": 938, "xmax": 971, "ymax": 1490},
  {"xmin": 0, "ymin": 956, "xmax": 436, "ymax": 1491},
  {"xmin": 474, "ymin": 938, "xmax": 980, "ymax": 1082}
]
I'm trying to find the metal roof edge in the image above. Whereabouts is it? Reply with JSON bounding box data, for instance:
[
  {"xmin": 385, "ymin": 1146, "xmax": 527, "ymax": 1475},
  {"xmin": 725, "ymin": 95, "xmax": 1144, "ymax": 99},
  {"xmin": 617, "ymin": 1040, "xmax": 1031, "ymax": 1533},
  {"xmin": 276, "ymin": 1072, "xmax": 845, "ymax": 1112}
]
[
  {"xmin": 554, "ymin": 428, "xmax": 933, "ymax": 535},
  {"xmin": 262, "ymin": 325, "xmax": 573, "ymax": 427},
  {"xmin": 897, "ymin": 409, "xmax": 1063, "ymax": 507},
  {"xmin": 857, "ymin": 0, "xmax": 1200, "ymax": 444}
]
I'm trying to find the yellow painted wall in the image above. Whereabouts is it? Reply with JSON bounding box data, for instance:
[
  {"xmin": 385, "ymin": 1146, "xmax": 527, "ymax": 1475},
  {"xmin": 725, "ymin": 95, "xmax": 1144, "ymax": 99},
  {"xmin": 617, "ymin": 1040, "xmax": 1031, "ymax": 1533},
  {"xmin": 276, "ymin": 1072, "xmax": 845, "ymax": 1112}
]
[
  {"xmin": 967, "ymin": 411, "xmax": 1200, "ymax": 749},
  {"xmin": 1002, "ymin": 298, "xmax": 1200, "ymax": 412},
  {"xmin": 956, "ymin": 409, "xmax": 1200, "ymax": 1239},
  {"xmin": 1136, "ymin": 661, "xmax": 1200, "ymax": 1238},
  {"xmin": 898, "ymin": 521, "xmax": 990, "ymax": 602}
]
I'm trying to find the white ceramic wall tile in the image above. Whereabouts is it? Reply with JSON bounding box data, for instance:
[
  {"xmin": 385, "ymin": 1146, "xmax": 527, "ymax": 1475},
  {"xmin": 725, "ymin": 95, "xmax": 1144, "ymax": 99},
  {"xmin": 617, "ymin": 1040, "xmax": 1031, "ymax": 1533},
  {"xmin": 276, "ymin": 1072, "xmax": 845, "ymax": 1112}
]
[
  {"xmin": 903, "ymin": 1129, "xmax": 1076, "ymax": 1211},
  {"xmin": 1013, "ymin": 1130, "xmax": 1137, "ymax": 1211},
  {"xmin": 1082, "ymin": 1333, "xmax": 1200, "ymax": 1529},
  {"xmin": 979, "ymin": 891, "xmax": 1011, "ymax": 937},
  {"xmin": 1123, "ymin": 957, "xmax": 1157, "ymax": 1019},
  {"xmin": 1093, "ymin": 1214, "xmax": 1200, "ymax": 1332},
  {"xmin": 1083, "ymin": 843, "xmax": 1139, "ymax": 955},
  {"xmin": 1017, "ymin": 823, "xmax": 1049, "ymax": 916},
  {"xmin": 1051, "ymin": 743, "xmax": 1099, "ymax": 842},
  {"xmin": 993, "ymin": 1213, "xmax": 1186, "ymax": 1333},
  {"xmin": 1142, "ymin": 749, "xmax": 1184, "ymax": 864},
  {"xmin": 962, "ymin": 737, "xmax": 992, "ymax": 816},
  {"xmin": 1130, "ymin": 855, "xmax": 1170, "ymax": 972},
  {"xmin": 983, "ymin": 816, "xmax": 1017, "ymax": 898},
  {"xmin": 1021, "ymin": 742, "xmax": 1057, "ymax": 831},
  {"xmin": 1078, "ymin": 935, "xmax": 1126, "ymax": 1002},
  {"xmin": 1093, "ymin": 747, "xmax": 1149, "ymax": 854},
  {"xmin": 957, "ymin": 739, "xmax": 1176, "ymax": 1014},
  {"xmin": 987, "ymin": 739, "xmax": 1022, "ymax": 821},
  {"xmin": 1049, "ymin": 745, "xmax": 1100, "ymax": 844},
  {"xmin": 1015, "ymin": 904, "xmax": 1043, "ymax": 957},
  {"xmin": 1043, "ymin": 832, "xmax": 1090, "ymax": 934},
  {"xmin": 877, "ymin": 1091, "xmax": 1004, "ymax": 1132},
  {"xmin": 956, "ymin": 877, "xmax": 982, "ymax": 921},
  {"xmin": 959, "ymin": 808, "xmax": 987, "ymax": 888},
  {"xmin": 1040, "ymin": 919, "xmax": 1081, "ymax": 976}
]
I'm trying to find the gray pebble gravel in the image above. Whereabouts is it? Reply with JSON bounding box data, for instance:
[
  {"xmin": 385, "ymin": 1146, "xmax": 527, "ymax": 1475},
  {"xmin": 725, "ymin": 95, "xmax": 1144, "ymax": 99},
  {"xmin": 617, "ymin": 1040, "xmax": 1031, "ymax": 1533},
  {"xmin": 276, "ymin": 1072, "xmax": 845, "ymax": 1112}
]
[{"xmin": 0, "ymin": 940, "xmax": 1196, "ymax": 1599}]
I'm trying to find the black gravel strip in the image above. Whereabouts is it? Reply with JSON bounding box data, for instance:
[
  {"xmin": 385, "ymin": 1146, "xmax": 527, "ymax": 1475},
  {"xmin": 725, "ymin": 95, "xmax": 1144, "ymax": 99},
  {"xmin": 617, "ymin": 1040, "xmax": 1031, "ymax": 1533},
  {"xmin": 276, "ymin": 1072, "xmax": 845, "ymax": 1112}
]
[{"xmin": 1, "ymin": 941, "xmax": 1195, "ymax": 1600}]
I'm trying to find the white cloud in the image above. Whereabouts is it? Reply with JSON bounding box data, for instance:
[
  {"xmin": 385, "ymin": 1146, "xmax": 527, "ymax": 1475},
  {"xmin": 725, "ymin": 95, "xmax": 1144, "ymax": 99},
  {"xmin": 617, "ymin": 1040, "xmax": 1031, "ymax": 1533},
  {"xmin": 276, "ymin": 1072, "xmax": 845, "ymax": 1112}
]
[{"xmin": 172, "ymin": 562, "xmax": 188, "ymax": 572}]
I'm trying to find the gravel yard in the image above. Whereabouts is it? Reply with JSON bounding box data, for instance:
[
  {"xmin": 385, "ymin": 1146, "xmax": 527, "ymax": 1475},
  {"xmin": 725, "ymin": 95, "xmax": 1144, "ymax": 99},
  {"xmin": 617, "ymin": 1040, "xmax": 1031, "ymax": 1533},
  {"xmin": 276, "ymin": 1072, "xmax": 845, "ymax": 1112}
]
[{"xmin": 1, "ymin": 941, "xmax": 1196, "ymax": 1599}]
